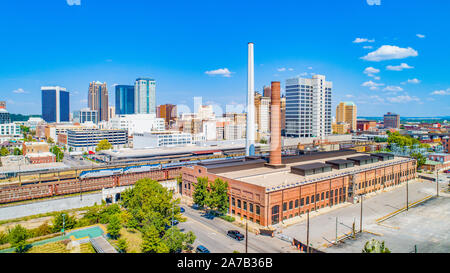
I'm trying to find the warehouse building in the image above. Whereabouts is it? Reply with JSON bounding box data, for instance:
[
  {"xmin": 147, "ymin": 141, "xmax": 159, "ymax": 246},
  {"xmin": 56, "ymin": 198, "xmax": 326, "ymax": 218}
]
[{"xmin": 181, "ymin": 151, "xmax": 416, "ymax": 227}]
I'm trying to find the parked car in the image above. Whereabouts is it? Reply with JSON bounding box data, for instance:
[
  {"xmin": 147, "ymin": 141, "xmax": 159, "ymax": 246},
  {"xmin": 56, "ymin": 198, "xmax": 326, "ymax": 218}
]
[
  {"xmin": 196, "ymin": 245, "xmax": 210, "ymax": 253},
  {"xmin": 204, "ymin": 213, "xmax": 214, "ymax": 220},
  {"xmin": 227, "ymin": 230, "xmax": 244, "ymax": 241},
  {"xmin": 180, "ymin": 207, "xmax": 185, "ymax": 213}
]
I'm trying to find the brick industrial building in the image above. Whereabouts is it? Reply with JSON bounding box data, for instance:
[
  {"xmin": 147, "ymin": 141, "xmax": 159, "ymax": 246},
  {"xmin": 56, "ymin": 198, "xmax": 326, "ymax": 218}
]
[
  {"xmin": 181, "ymin": 151, "xmax": 416, "ymax": 226},
  {"xmin": 181, "ymin": 81, "xmax": 416, "ymax": 227}
]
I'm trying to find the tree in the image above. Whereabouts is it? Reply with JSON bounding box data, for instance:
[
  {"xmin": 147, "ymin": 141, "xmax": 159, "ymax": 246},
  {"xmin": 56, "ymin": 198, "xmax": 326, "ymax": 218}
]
[
  {"xmin": 52, "ymin": 213, "xmax": 77, "ymax": 233},
  {"xmin": 107, "ymin": 214, "xmax": 121, "ymax": 239},
  {"xmin": 411, "ymin": 152, "xmax": 426, "ymax": 169},
  {"xmin": 193, "ymin": 177, "xmax": 209, "ymax": 208},
  {"xmin": 121, "ymin": 178, "xmax": 182, "ymax": 233},
  {"xmin": 47, "ymin": 137, "xmax": 54, "ymax": 144},
  {"xmin": 8, "ymin": 225, "xmax": 29, "ymax": 253},
  {"xmin": 163, "ymin": 227, "xmax": 196, "ymax": 253},
  {"xmin": 259, "ymin": 138, "xmax": 268, "ymax": 144},
  {"xmin": 0, "ymin": 147, "xmax": 9, "ymax": 156},
  {"xmin": 207, "ymin": 178, "xmax": 229, "ymax": 215},
  {"xmin": 362, "ymin": 239, "xmax": 391, "ymax": 253},
  {"xmin": 117, "ymin": 238, "xmax": 128, "ymax": 253},
  {"xmin": 96, "ymin": 139, "xmax": 112, "ymax": 152},
  {"xmin": 141, "ymin": 225, "xmax": 169, "ymax": 253},
  {"xmin": 51, "ymin": 146, "xmax": 64, "ymax": 162},
  {"xmin": 13, "ymin": 148, "xmax": 22, "ymax": 156},
  {"xmin": 0, "ymin": 231, "xmax": 8, "ymax": 245}
]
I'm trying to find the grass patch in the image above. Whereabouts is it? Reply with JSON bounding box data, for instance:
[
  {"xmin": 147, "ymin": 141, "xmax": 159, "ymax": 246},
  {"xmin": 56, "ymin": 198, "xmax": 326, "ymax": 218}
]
[
  {"xmin": 219, "ymin": 215, "xmax": 235, "ymax": 222},
  {"xmin": 27, "ymin": 241, "xmax": 96, "ymax": 253},
  {"xmin": 116, "ymin": 228, "xmax": 143, "ymax": 253}
]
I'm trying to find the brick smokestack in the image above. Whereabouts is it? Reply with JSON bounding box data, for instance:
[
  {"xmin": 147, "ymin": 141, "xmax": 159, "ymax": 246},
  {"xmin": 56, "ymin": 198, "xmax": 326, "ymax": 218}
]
[{"xmin": 270, "ymin": 81, "xmax": 282, "ymax": 165}]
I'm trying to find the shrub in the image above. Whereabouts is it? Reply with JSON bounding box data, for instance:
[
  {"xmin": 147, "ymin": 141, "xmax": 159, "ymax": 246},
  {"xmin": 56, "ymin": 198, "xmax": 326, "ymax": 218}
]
[{"xmin": 219, "ymin": 215, "xmax": 235, "ymax": 222}]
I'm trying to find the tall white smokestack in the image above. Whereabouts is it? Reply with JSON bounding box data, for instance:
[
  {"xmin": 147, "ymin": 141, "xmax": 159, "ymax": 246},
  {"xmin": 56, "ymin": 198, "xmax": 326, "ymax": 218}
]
[{"xmin": 246, "ymin": 42, "xmax": 255, "ymax": 156}]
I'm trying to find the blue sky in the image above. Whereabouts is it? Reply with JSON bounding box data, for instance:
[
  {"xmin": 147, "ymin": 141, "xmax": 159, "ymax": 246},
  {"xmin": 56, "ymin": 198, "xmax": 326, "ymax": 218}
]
[{"xmin": 1, "ymin": 0, "xmax": 449, "ymax": 117}]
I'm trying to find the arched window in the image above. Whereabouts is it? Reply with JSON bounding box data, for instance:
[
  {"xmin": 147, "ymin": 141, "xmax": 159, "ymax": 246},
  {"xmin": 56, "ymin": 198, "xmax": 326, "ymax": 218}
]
[{"xmin": 271, "ymin": 205, "xmax": 280, "ymax": 225}]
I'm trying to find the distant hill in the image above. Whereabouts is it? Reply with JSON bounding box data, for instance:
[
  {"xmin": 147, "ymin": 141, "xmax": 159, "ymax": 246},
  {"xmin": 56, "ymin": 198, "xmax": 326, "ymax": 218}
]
[{"xmin": 10, "ymin": 114, "xmax": 41, "ymax": 122}]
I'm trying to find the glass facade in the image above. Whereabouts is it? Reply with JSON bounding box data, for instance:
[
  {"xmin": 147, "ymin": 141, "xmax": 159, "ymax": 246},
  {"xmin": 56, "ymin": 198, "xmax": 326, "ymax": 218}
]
[
  {"xmin": 115, "ymin": 85, "xmax": 135, "ymax": 115},
  {"xmin": 0, "ymin": 110, "xmax": 11, "ymax": 124},
  {"xmin": 59, "ymin": 90, "xmax": 70, "ymax": 122},
  {"xmin": 41, "ymin": 87, "xmax": 70, "ymax": 123},
  {"xmin": 135, "ymin": 78, "xmax": 156, "ymax": 114},
  {"xmin": 42, "ymin": 89, "xmax": 57, "ymax": 123}
]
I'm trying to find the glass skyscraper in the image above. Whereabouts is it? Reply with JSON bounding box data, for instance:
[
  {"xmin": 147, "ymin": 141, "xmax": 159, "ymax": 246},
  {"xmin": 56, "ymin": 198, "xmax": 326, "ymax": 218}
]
[
  {"xmin": 115, "ymin": 85, "xmax": 135, "ymax": 115},
  {"xmin": 135, "ymin": 78, "xmax": 156, "ymax": 114},
  {"xmin": 41, "ymin": 86, "xmax": 70, "ymax": 123}
]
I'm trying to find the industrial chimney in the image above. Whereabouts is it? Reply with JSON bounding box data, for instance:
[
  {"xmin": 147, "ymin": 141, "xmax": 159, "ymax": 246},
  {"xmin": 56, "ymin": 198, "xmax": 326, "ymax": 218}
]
[
  {"xmin": 268, "ymin": 81, "xmax": 284, "ymax": 168},
  {"xmin": 246, "ymin": 42, "xmax": 256, "ymax": 156}
]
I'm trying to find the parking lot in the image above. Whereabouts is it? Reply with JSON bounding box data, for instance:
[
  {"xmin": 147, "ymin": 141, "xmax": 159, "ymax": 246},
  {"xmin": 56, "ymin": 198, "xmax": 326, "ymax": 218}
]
[
  {"xmin": 326, "ymin": 196, "xmax": 450, "ymax": 253},
  {"xmin": 280, "ymin": 179, "xmax": 449, "ymax": 252}
]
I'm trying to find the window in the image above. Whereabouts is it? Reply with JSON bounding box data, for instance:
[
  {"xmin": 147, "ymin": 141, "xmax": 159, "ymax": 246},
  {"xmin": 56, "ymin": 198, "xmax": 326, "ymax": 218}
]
[
  {"xmin": 295, "ymin": 199, "xmax": 299, "ymax": 208},
  {"xmin": 326, "ymin": 191, "xmax": 329, "ymax": 199},
  {"xmin": 250, "ymin": 203, "xmax": 254, "ymax": 213},
  {"xmin": 321, "ymin": 192, "xmax": 324, "ymax": 200},
  {"xmin": 243, "ymin": 201, "xmax": 247, "ymax": 211},
  {"xmin": 232, "ymin": 197, "xmax": 235, "ymax": 206},
  {"xmin": 289, "ymin": 201, "xmax": 293, "ymax": 210},
  {"xmin": 311, "ymin": 195, "xmax": 314, "ymax": 203},
  {"xmin": 330, "ymin": 190, "xmax": 333, "ymax": 197},
  {"xmin": 237, "ymin": 200, "xmax": 241, "ymax": 208},
  {"xmin": 301, "ymin": 198, "xmax": 304, "ymax": 206},
  {"xmin": 256, "ymin": 205, "xmax": 260, "ymax": 215},
  {"xmin": 306, "ymin": 196, "xmax": 309, "ymax": 205},
  {"xmin": 283, "ymin": 202, "xmax": 287, "ymax": 211},
  {"xmin": 316, "ymin": 194, "xmax": 320, "ymax": 202}
]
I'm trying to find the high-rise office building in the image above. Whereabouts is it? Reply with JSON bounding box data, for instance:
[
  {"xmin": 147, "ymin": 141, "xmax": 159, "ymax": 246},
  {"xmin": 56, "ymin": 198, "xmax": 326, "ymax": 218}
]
[
  {"xmin": 135, "ymin": 78, "xmax": 156, "ymax": 114},
  {"xmin": 336, "ymin": 101, "xmax": 357, "ymax": 132},
  {"xmin": 0, "ymin": 101, "xmax": 11, "ymax": 124},
  {"xmin": 88, "ymin": 81, "xmax": 109, "ymax": 121},
  {"xmin": 73, "ymin": 108, "xmax": 98, "ymax": 124},
  {"xmin": 285, "ymin": 74, "xmax": 332, "ymax": 139},
  {"xmin": 383, "ymin": 112, "xmax": 400, "ymax": 129},
  {"xmin": 115, "ymin": 85, "xmax": 135, "ymax": 115},
  {"xmin": 254, "ymin": 92, "xmax": 270, "ymax": 141},
  {"xmin": 263, "ymin": 85, "xmax": 271, "ymax": 98},
  {"xmin": 157, "ymin": 104, "xmax": 177, "ymax": 128},
  {"xmin": 41, "ymin": 86, "xmax": 70, "ymax": 123}
]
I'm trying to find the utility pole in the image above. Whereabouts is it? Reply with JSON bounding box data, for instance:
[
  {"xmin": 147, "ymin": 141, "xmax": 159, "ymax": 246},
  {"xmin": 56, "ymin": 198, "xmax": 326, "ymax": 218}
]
[
  {"xmin": 436, "ymin": 170, "xmax": 439, "ymax": 197},
  {"xmin": 406, "ymin": 178, "xmax": 409, "ymax": 211},
  {"xmin": 245, "ymin": 220, "xmax": 248, "ymax": 253},
  {"xmin": 360, "ymin": 194, "xmax": 363, "ymax": 233},
  {"xmin": 306, "ymin": 210, "xmax": 310, "ymax": 253},
  {"xmin": 335, "ymin": 217, "xmax": 338, "ymax": 245}
]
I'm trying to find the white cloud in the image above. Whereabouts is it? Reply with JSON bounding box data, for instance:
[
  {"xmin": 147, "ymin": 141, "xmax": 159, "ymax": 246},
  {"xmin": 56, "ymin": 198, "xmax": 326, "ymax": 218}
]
[
  {"xmin": 386, "ymin": 63, "xmax": 414, "ymax": 71},
  {"xmin": 363, "ymin": 67, "xmax": 380, "ymax": 78},
  {"xmin": 416, "ymin": 34, "xmax": 426, "ymax": 39},
  {"xmin": 205, "ymin": 68, "xmax": 233, "ymax": 77},
  {"xmin": 288, "ymin": 68, "xmax": 294, "ymax": 71},
  {"xmin": 369, "ymin": 95, "xmax": 385, "ymax": 104},
  {"xmin": 353, "ymin": 38, "xmax": 375, "ymax": 43},
  {"xmin": 345, "ymin": 94, "xmax": 355, "ymax": 98},
  {"xmin": 66, "ymin": 0, "xmax": 81, "ymax": 5},
  {"xmin": 307, "ymin": 67, "xmax": 313, "ymax": 70},
  {"xmin": 298, "ymin": 72, "xmax": 308, "ymax": 77},
  {"xmin": 363, "ymin": 46, "xmax": 373, "ymax": 49},
  {"xmin": 361, "ymin": 45, "xmax": 418, "ymax": 62},
  {"xmin": 387, "ymin": 95, "xmax": 420, "ymax": 103},
  {"xmin": 13, "ymin": 88, "xmax": 27, "ymax": 94},
  {"xmin": 383, "ymin": 86, "xmax": 404, "ymax": 93},
  {"xmin": 361, "ymin": 80, "xmax": 385, "ymax": 90},
  {"xmin": 402, "ymin": 78, "xmax": 420, "ymax": 85},
  {"xmin": 431, "ymin": 88, "xmax": 450, "ymax": 96},
  {"xmin": 277, "ymin": 68, "xmax": 286, "ymax": 72}
]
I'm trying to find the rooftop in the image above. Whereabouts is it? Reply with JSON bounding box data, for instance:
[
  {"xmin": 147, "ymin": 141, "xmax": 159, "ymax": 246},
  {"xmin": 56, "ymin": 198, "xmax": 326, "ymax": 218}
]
[{"xmin": 213, "ymin": 153, "xmax": 412, "ymax": 192}]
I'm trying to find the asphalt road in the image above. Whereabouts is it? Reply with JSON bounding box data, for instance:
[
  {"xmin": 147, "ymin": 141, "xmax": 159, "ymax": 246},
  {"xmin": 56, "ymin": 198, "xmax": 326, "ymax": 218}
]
[
  {"xmin": 180, "ymin": 205, "xmax": 297, "ymax": 253},
  {"xmin": 281, "ymin": 179, "xmax": 442, "ymax": 251}
]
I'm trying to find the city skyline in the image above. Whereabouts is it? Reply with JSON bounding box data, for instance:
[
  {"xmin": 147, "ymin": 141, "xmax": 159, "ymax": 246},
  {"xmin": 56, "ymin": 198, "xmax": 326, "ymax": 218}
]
[{"xmin": 0, "ymin": 0, "xmax": 449, "ymax": 117}]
